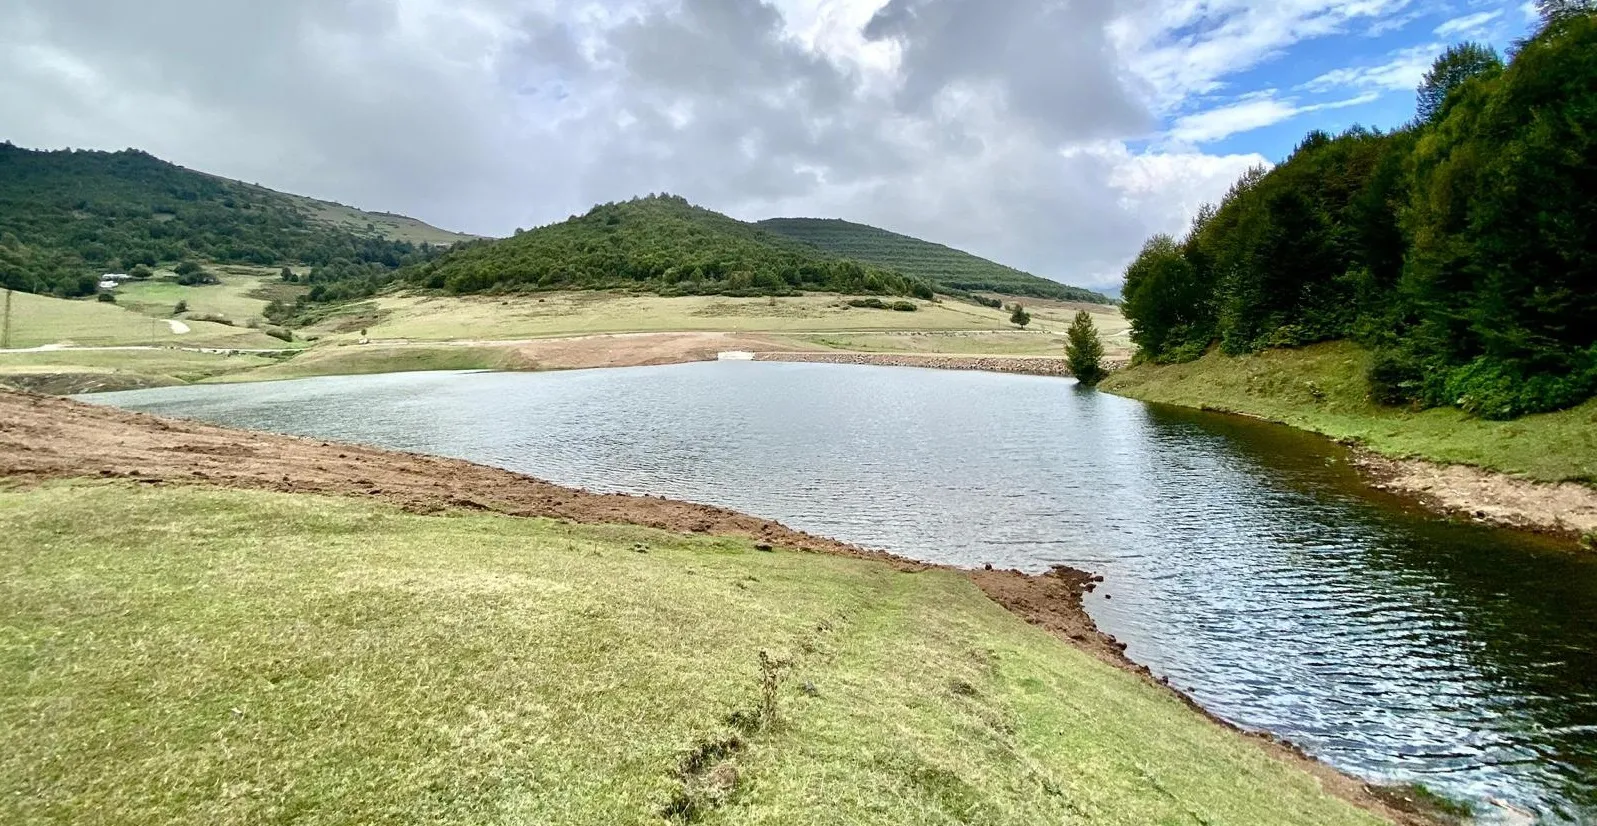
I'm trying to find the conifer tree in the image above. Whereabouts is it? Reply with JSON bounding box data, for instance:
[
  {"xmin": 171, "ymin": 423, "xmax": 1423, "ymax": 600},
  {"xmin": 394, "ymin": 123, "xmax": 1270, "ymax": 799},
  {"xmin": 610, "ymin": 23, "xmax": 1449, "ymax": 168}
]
[{"xmin": 1065, "ymin": 310, "xmax": 1106, "ymax": 385}]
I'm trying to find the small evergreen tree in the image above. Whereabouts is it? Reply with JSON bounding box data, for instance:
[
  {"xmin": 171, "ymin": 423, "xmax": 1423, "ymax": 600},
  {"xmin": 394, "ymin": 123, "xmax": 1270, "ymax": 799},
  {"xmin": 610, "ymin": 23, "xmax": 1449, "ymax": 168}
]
[
  {"xmin": 1009, "ymin": 303, "xmax": 1031, "ymax": 329},
  {"xmin": 1065, "ymin": 310, "xmax": 1106, "ymax": 385}
]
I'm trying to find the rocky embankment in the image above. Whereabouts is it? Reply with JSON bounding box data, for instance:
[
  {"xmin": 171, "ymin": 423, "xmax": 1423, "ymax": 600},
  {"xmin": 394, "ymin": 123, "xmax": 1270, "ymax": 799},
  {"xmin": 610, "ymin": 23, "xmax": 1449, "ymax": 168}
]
[{"xmin": 754, "ymin": 351, "xmax": 1128, "ymax": 377}]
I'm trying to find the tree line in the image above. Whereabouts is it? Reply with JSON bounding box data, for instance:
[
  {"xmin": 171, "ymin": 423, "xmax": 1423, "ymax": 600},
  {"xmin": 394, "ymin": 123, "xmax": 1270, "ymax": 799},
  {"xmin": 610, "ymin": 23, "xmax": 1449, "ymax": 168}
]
[{"xmin": 1120, "ymin": 4, "xmax": 1596, "ymax": 419}]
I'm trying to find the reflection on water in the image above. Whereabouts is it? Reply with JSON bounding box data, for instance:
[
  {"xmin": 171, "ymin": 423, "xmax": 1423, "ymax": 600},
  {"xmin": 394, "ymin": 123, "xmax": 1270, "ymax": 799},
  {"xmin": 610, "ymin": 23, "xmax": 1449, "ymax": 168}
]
[{"xmin": 91, "ymin": 362, "xmax": 1597, "ymax": 820}]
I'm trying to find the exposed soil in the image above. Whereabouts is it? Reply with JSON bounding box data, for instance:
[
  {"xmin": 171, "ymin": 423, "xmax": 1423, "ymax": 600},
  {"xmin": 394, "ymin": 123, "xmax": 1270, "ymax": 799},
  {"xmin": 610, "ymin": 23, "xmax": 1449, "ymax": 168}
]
[
  {"xmin": 1358, "ymin": 452, "xmax": 1597, "ymax": 539},
  {"xmin": 0, "ymin": 389, "xmax": 1427, "ymax": 824},
  {"xmin": 393, "ymin": 331, "xmax": 812, "ymax": 371}
]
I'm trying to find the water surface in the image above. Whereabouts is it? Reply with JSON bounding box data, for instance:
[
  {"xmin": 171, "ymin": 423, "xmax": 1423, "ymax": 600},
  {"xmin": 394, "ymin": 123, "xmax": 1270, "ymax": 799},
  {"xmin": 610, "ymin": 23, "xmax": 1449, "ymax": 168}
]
[{"xmin": 91, "ymin": 363, "xmax": 1597, "ymax": 820}]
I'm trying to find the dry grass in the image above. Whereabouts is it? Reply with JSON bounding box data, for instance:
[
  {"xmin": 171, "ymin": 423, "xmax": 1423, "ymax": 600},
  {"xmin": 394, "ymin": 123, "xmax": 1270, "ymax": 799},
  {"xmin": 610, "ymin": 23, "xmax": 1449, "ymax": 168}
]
[{"xmin": 0, "ymin": 483, "xmax": 1382, "ymax": 826}]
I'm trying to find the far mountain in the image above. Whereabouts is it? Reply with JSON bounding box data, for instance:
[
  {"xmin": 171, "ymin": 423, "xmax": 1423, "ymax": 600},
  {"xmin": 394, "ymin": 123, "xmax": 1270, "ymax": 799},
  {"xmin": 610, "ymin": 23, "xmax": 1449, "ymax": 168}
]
[
  {"xmin": 756, "ymin": 217, "xmax": 1110, "ymax": 303},
  {"xmin": 410, "ymin": 195, "xmax": 934, "ymax": 299},
  {"xmin": 0, "ymin": 142, "xmax": 476, "ymax": 297}
]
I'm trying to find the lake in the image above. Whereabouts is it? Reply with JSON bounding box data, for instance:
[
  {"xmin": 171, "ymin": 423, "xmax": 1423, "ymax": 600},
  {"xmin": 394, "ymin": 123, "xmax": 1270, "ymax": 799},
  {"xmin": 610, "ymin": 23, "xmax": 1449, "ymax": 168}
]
[{"xmin": 90, "ymin": 362, "xmax": 1597, "ymax": 821}]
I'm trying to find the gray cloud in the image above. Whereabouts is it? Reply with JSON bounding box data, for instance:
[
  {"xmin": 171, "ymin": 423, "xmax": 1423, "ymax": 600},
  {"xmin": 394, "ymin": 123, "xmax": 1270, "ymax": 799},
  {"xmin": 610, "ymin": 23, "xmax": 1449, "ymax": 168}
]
[{"xmin": 0, "ymin": 0, "xmax": 1270, "ymax": 288}]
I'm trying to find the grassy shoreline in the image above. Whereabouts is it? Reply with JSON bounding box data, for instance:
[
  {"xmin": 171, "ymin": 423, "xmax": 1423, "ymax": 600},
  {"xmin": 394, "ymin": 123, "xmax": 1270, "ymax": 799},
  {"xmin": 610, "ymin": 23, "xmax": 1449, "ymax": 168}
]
[
  {"xmin": 1101, "ymin": 341, "xmax": 1597, "ymax": 486},
  {"xmin": 0, "ymin": 481, "xmax": 1393, "ymax": 825}
]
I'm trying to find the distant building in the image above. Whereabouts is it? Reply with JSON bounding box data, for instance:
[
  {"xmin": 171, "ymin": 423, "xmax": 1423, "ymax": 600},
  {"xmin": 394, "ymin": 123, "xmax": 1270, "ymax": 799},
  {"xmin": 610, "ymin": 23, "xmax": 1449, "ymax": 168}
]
[{"xmin": 98, "ymin": 273, "xmax": 132, "ymax": 291}]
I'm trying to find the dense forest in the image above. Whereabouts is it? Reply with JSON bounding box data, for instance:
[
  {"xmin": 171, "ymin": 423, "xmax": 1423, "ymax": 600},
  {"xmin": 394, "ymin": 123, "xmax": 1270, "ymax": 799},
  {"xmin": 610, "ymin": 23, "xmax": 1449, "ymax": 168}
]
[
  {"xmin": 0, "ymin": 144, "xmax": 454, "ymax": 298},
  {"xmin": 406, "ymin": 196, "xmax": 936, "ymax": 299},
  {"xmin": 757, "ymin": 218, "xmax": 1110, "ymax": 303},
  {"xmin": 1121, "ymin": 5, "xmax": 1596, "ymax": 419}
]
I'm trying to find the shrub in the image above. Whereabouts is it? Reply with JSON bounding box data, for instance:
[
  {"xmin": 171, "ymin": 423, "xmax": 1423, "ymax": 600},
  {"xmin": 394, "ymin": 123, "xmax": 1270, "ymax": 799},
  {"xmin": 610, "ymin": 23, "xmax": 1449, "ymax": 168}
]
[
  {"xmin": 96, "ymin": 291, "xmax": 116, "ymax": 303},
  {"xmin": 890, "ymin": 301, "xmax": 918, "ymax": 312},
  {"xmin": 262, "ymin": 326, "xmax": 294, "ymax": 343},
  {"xmin": 1366, "ymin": 348, "xmax": 1423, "ymax": 406},
  {"xmin": 172, "ymin": 299, "xmax": 188, "ymax": 315},
  {"xmin": 1009, "ymin": 303, "xmax": 1031, "ymax": 329},
  {"xmin": 190, "ymin": 313, "xmax": 234, "ymax": 327},
  {"xmin": 847, "ymin": 298, "xmax": 889, "ymax": 309},
  {"xmin": 129, "ymin": 265, "xmax": 153, "ymax": 280}
]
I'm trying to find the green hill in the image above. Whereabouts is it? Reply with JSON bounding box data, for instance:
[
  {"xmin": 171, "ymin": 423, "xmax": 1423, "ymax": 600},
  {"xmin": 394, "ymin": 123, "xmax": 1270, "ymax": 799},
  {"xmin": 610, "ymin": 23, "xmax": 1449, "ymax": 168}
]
[
  {"xmin": 0, "ymin": 143, "xmax": 475, "ymax": 298},
  {"xmin": 410, "ymin": 195, "xmax": 935, "ymax": 298},
  {"xmin": 756, "ymin": 218, "xmax": 1110, "ymax": 303}
]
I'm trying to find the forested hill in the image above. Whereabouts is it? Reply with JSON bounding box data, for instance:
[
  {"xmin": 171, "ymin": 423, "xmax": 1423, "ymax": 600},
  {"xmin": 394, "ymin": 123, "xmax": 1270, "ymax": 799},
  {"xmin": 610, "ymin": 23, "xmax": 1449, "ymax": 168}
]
[
  {"xmin": 0, "ymin": 143, "xmax": 475, "ymax": 297},
  {"xmin": 757, "ymin": 217, "xmax": 1110, "ymax": 303},
  {"xmin": 1120, "ymin": 7, "xmax": 1597, "ymax": 420},
  {"xmin": 407, "ymin": 195, "xmax": 935, "ymax": 299}
]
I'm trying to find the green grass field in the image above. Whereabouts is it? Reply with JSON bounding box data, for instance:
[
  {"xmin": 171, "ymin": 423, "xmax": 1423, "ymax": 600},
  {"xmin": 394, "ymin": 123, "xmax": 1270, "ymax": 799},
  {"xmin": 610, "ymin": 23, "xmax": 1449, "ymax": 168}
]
[
  {"xmin": 4, "ymin": 290, "xmax": 295, "ymax": 350},
  {"xmin": 113, "ymin": 266, "xmax": 303, "ymax": 325},
  {"xmin": 310, "ymin": 291, "xmax": 1126, "ymax": 345},
  {"xmin": 0, "ymin": 483, "xmax": 1381, "ymax": 825},
  {"xmin": 1103, "ymin": 341, "xmax": 1597, "ymax": 483}
]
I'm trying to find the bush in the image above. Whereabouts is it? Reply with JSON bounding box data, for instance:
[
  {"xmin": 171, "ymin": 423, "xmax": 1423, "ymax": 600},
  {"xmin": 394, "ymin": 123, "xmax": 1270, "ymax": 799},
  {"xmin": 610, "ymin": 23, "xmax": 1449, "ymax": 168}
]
[
  {"xmin": 175, "ymin": 268, "xmax": 219, "ymax": 286},
  {"xmin": 1009, "ymin": 304, "xmax": 1031, "ymax": 329},
  {"xmin": 1366, "ymin": 349, "xmax": 1423, "ymax": 406},
  {"xmin": 172, "ymin": 300, "xmax": 188, "ymax": 315},
  {"xmin": 262, "ymin": 326, "xmax": 294, "ymax": 343},
  {"xmin": 129, "ymin": 265, "xmax": 153, "ymax": 280},
  {"xmin": 847, "ymin": 298, "xmax": 889, "ymax": 309},
  {"xmin": 173, "ymin": 261, "xmax": 202, "ymax": 276},
  {"xmin": 190, "ymin": 313, "xmax": 234, "ymax": 327},
  {"xmin": 96, "ymin": 291, "xmax": 116, "ymax": 303},
  {"xmin": 890, "ymin": 301, "xmax": 918, "ymax": 312}
]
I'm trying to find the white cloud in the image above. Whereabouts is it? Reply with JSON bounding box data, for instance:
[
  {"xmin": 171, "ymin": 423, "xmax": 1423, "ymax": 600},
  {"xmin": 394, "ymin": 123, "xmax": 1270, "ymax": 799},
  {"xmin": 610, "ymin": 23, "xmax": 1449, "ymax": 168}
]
[
  {"xmin": 1167, "ymin": 91, "xmax": 1378, "ymax": 143},
  {"xmin": 1435, "ymin": 10, "xmax": 1503, "ymax": 37},
  {"xmin": 0, "ymin": 0, "xmax": 1428, "ymax": 290},
  {"xmin": 1302, "ymin": 43, "xmax": 1440, "ymax": 93},
  {"xmin": 1113, "ymin": 0, "xmax": 1416, "ymax": 112}
]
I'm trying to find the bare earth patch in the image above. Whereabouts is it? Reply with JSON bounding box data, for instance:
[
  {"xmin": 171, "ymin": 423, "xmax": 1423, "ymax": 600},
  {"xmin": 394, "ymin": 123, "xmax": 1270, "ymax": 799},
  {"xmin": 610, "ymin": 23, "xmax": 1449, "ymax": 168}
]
[{"xmin": 1358, "ymin": 453, "xmax": 1597, "ymax": 537}]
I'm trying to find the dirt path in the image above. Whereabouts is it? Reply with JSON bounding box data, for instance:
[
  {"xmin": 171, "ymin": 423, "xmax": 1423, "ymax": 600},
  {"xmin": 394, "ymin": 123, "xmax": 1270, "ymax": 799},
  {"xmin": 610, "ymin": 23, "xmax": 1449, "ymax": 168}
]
[{"xmin": 0, "ymin": 390, "xmax": 1437, "ymax": 823}]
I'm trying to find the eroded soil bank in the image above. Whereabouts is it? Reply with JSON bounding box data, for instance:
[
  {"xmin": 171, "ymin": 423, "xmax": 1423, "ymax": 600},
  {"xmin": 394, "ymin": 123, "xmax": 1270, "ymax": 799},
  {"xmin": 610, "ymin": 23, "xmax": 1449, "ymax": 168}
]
[
  {"xmin": 1357, "ymin": 453, "xmax": 1597, "ymax": 538},
  {"xmin": 0, "ymin": 390, "xmax": 1430, "ymax": 824}
]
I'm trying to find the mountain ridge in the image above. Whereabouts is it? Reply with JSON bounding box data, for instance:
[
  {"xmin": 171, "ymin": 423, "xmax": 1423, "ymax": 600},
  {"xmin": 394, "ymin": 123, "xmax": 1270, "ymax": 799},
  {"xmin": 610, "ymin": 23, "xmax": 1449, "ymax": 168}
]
[{"xmin": 757, "ymin": 217, "xmax": 1110, "ymax": 303}]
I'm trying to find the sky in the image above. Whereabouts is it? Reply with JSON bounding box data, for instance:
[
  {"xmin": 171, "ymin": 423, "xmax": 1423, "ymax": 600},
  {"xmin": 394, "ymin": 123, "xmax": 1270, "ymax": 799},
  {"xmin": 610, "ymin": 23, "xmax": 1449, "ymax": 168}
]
[{"xmin": 0, "ymin": 0, "xmax": 1536, "ymax": 290}]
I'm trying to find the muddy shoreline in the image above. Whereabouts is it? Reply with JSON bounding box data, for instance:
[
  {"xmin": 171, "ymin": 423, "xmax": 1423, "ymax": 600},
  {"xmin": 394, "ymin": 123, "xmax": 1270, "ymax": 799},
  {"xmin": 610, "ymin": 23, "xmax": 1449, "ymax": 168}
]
[{"xmin": 0, "ymin": 390, "xmax": 1430, "ymax": 823}]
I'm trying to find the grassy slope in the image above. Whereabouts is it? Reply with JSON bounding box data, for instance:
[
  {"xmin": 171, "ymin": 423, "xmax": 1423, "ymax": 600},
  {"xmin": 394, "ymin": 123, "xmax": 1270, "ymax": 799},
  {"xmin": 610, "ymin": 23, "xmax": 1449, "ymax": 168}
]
[
  {"xmin": 217, "ymin": 345, "xmax": 535, "ymax": 383},
  {"xmin": 310, "ymin": 292, "xmax": 1129, "ymax": 344},
  {"xmin": 279, "ymin": 191, "xmax": 479, "ymax": 246},
  {"xmin": 4, "ymin": 290, "xmax": 293, "ymax": 350},
  {"xmin": 0, "ymin": 483, "xmax": 1380, "ymax": 826},
  {"xmin": 114, "ymin": 265, "xmax": 304, "ymax": 325},
  {"xmin": 756, "ymin": 218, "xmax": 1110, "ymax": 303},
  {"xmin": 1103, "ymin": 341, "xmax": 1597, "ymax": 483}
]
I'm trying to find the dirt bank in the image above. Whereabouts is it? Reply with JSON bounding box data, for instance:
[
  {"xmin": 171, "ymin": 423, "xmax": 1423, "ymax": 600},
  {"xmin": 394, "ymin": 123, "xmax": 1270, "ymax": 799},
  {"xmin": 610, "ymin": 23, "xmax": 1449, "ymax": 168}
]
[
  {"xmin": 755, "ymin": 350, "xmax": 1103, "ymax": 376},
  {"xmin": 0, "ymin": 390, "xmax": 1432, "ymax": 823},
  {"xmin": 1357, "ymin": 453, "xmax": 1597, "ymax": 538}
]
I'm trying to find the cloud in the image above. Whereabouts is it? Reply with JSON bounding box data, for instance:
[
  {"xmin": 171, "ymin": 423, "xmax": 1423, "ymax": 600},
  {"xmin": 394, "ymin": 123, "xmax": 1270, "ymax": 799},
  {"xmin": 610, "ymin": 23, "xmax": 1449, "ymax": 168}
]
[
  {"xmin": 0, "ymin": 0, "xmax": 1421, "ymax": 290},
  {"xmin": 1168, "ymin": 91, "xmax": 1379, "ymax": 143},
  {"xmin": 1434, "ymin": 10, "xmax": 1503, "ymax": 37},
  {"xmin": 1302, "ymin": 43, "xmax": 1440, "ymax": 93}
]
